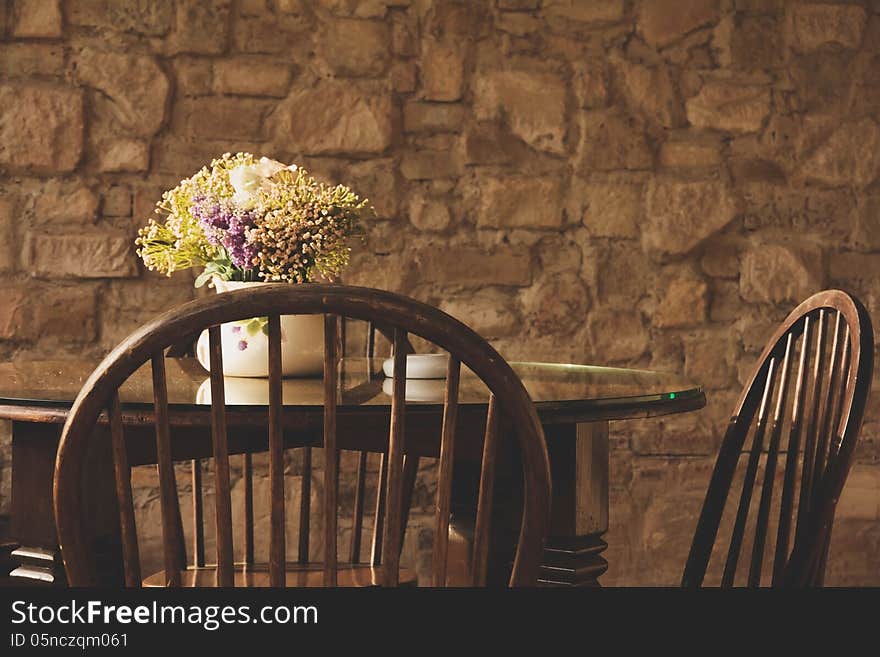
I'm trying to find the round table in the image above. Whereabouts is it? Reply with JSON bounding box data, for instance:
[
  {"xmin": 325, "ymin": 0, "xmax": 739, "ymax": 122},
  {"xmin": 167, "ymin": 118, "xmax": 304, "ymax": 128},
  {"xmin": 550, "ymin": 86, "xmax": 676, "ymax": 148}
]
[{"xmin": 0, "ymin": 357, "xmax": 705, "ymax": 586}]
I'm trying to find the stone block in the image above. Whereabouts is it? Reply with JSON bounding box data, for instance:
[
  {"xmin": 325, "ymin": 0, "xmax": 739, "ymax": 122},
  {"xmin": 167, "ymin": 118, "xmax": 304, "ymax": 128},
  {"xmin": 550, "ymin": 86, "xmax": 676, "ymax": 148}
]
[
  {"xmin": 686, "ymin": 81, "xmax": 771, "ymax": 133},
  {"xmin": 169, "ymin": 0, "xmax": 231, "ymax": 54},
  {"xmin": 103, "ymin": 186, "xmax": 132, "ymax": 217},
  {"xmin": 0, "ymin": 283, "xmax": 97, "ymax": 342},
  {"xmin": 850, "ymin": 195, "xmax": 880, "ymax": 251},
  {"xmin": 543, "ymin": 0, "xmax": 624, "ymax": 23},
  {"xmin": 213, "ymin": 59, "xmax": 292, "ymax": 97},
  {"xmin": 420, "ymin": 38, "xmax": 465, "ymax": 101},
  {"xmin": 464, "ymin": 122, "xmax": 532, "ymax": 165},
  {"xmin": 440, "ymin": 290, "xmax": 522, "ymax": 338},
  {"xmin": 654, "ymin": 273, "xmax": 709, "ymax": 328},
  {"xmin": 700, "ymin": 240, "xmax": 741, "ymax": 279},
  {"xmin": 614, "ymin": 59, "xmax": 686, "ymax": 129},
  {"xmin": 28, "ymin": 233, "xmax": 139, "ymax": 278},
  {"xmin": 0, "ymin": 84, "xmax": 83, "ymax": 173},
  {"xmin": 643, "ymin": 180, "xmax": 738, "ymax": 257},
  {"xmin": 497, "ymin": 11, "xmax": 540, "ymax": 36},
  {"xmin": 391, "ymin": 12, "xmax": 416, "ymax": 56},
  {"xmin": 801, "ymin": 118, "xmax": 880, "ymax": 188},
  {"xmin": 477, "ymin": 177, "xmax": 564, "ymax": 229},
  {"xmin": 181, "ymin": 97, "xmax": 272, "ymax": 141},
  {"xmin": 268, "ymin": 81, "xmax": 392, "ymax": 155},
  {"xmin": 403, "ymin": 102, "xmax": 466, "ymax": 133},
  {"xmin": 320, "ymin": 19, "xmax": 389, "ymax": 77},
  {"xmin": 414, "ymin": 246, "xmax": 532, "ymax": 287},
  {"xmin": 408, "ymin": 196, "xmax": 451, "ymax": 232},
  {"xmin": 347, "ymin": 158, "xmax": 398, "ymax": 219},
  {"xmin": 829, "ymin": 252, "xmax": 880, "ymax": 284},
  {"xmin": 638, "ymin": 0, "xmax": 720, "ymax": 47},
  {"xmin": 791, "ymin": 3, "xmax": 867, "ymax": 52},
  {"xmin": 11, "ymin": 0, "xmax": 62, "ymax": 38},
  {"xmin": 391, "ymin": 61, "xmax": 417, "ymax": 93},
  {"xmin": 598, "ymin": 242, "xmax": 653, "ymax": 307},
  {"xmin": 400, "ymin": 150, "xmax": 462, "ymax": 180},
  {"xmin": 659, "ymin": 139, "xmax": 722, "ymax": 168},
  {"xmin": 96, "ymin": 139, "xmax": 150, "ymax": 173},
  {"xmin": 574, "ymin": 61, "xmax": 609, "ymax": 109},
  {"xmin": 520, "ymin": 272, "xmax": 590, "ymax": 336},
  {"xmin": 74, "ymin": 48, "xmax": 170, "ymax": 138},
  {"xmin": 31, "ymin": 180, "xmax": 99, "ymax": 224},
  {"xmin": 0, "ymin": 43, "xmax": 65, "ymax": 77},
  {"xmin": 582, "ymin": 182, "xmax": 642, "ymax": 238},
  {"xmin": 587, "ymin": 308, "xmax": 649, "ymax": 362},
  {"xmin": 68, "ymin": 0, "xmax": 173, "ymax": 35},
  {"xmin": 740, "ymin": 243, "xmax": 824, "ymax": 304},
  {"xmin": 731, "ymin": 14, "xmax": 784, "ymax": 70},
  {"xmin": 474, "ymin": 70, "xmax": 567, "ymax": 155},
  {"xmin": 173, "ymin": 57, "xmax": 213, "ymax": 97},
  {"xmin": 683, "ymin": 330, "xmax": 737, "ymax": 389},
  {"xmin": 579, "ymin": 110, "xmax": 653, "ymax": 171}
]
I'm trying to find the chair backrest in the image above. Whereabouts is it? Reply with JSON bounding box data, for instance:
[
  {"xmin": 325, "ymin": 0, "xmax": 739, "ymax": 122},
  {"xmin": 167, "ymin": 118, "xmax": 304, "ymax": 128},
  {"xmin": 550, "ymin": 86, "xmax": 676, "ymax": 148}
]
[
  {"xmin": 54, "ymin": 284, "xmax": 552, "ymax": 587},
  {"xmin": 682, "ymin": 290, "xmax": 874, "ymax": 587},
  {"xmin": 175, "ymin": 319, "xmax": 407, "ymax": 574}
]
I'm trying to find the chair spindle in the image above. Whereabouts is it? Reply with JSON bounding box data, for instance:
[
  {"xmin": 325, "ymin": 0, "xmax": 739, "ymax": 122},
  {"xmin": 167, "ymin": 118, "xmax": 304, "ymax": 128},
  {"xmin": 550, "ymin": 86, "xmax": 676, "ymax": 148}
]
[
  {"xmin": 473, "ymin": 394, "xmax": 501, "ymax": 587},
  {"xmin": 749, "ymin": 334, "xmax": 794, "ymax": 586},
  {"xmin": 381, "ymin": 329, "xmax": 408, "ymax": 586},
  {"xmin": 266, "ymin": 315, "xmax": 285, "ymax": 586},
  {"xmin": 151, "ymin": 352, "xmax": 184, "ymax": 586},
  {"xmin": 108, "ymin": 392, "xmax": 141, "ymax": 587},
  {"xmin": 432, "ymin": 356, "xmax": 461, "ymax": 586},
  {"xmin": 191, "ymin": 460, "xmax": 205, "ymax": 567},
  {"xmin": 323, "ymin": 314, "xmax": 339, "ymax": 586},
  {"xmin": 242, "ymin": 453, "xmax": 254, "ymax": 565},
  {"xmin": 772, "ymin": 317, "xmax": 813, "ymax": 584},
  {"xmin": 208, "ymin": 327, "xmax": 234, "ymax": 587},
  {"xmin": 722, "ymin": 356, "xmax": 778, "ymax": 587}
]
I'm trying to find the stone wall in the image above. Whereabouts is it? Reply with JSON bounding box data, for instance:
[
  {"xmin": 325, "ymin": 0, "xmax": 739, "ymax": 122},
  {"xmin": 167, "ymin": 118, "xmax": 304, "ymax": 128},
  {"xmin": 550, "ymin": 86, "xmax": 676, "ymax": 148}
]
[{"xmin": 1, "ymin": 0, "xmax": 879, "ymax": 585}]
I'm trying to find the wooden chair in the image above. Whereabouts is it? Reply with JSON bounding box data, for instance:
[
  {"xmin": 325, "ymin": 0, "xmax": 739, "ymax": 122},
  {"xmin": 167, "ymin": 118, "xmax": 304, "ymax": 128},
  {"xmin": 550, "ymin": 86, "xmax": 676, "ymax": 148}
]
[
  {"xmin": 682, "ymin": 290, "xmax": 874, "ymax": 587},
  {"xmin": 53, "ymin": 284, "xmax": 552, "ymax": 587}
]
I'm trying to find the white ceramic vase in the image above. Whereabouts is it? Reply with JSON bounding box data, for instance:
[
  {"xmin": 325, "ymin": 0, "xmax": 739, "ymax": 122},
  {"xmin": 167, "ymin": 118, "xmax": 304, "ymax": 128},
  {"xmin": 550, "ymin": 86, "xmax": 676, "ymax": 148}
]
[{"xmin": 195, "ymin": 278, "xmax": 324, "ymax": 378}]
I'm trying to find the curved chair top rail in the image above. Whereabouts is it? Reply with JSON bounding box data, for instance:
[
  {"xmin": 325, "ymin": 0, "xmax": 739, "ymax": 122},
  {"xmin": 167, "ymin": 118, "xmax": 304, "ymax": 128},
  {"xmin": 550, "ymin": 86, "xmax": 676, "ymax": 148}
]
[
  {"xmin": 731, "ymin": 289, "xmax": 873, "ymax": 469},
  {"xmin": 54, "ymin": 284, "xmax": 553, "ymax": 586},
  {"xmin": 683, "ymin": 289, "xmax": 874, "ymax": 588}
]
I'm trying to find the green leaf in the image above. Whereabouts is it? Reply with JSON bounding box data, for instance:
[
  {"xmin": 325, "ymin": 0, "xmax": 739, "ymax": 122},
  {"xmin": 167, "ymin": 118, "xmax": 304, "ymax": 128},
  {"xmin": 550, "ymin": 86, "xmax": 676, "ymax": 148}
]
[
  {"xmin": 246, "ymin": 319, "xmax": 262, "ymax": 336},
  {"xmin": 194, "ymin": 270, "xmax": 214, "ymax": 288}
]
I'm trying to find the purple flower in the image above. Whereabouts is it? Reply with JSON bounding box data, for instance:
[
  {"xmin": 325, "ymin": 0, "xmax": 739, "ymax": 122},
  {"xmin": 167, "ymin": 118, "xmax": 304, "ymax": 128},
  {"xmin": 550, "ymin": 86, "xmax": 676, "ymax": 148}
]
[
  {"xmin": 237, "ymin": 340, "xmax": 248, "ymax": 351},
  {"xmin": 231, "ymin": 325, "xmax": 241, "ymax": 334},
  {"xmin": 192, "ymin": 195, "xmax": 258, "ymax": 269}
]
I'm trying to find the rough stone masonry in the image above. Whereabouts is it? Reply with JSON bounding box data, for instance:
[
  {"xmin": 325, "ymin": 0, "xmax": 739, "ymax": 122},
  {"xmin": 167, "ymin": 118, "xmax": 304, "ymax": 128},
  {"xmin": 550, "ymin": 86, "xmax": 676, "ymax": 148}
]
[{"xmin": 0, "ymin": 0, "xmax": 879, "ymax": 585}]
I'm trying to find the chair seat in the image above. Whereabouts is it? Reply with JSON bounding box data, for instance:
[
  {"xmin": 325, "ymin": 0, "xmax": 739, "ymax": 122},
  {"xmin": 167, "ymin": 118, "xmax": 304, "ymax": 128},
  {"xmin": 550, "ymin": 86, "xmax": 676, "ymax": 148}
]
[{"xmin": 142, "ymin": 562, "xmax": 418, "ymax": 587}]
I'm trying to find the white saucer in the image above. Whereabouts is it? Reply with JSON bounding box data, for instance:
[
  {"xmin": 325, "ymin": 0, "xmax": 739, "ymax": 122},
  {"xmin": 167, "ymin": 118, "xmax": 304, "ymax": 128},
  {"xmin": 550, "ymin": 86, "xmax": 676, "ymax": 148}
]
[
  {"xmin": 381, "ymin": 377, "xmax": 446, "ymax": 402},
  {"xmin": 382, "ymin": 353, "xmax": 448, "ymax": 379}
]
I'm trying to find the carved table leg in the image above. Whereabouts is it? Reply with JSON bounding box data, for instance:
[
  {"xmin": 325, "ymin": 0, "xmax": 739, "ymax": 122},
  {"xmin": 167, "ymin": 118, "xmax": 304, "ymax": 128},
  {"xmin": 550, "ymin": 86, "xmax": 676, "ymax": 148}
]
[
  {"xmin": 446, "ymin": 421, "xmax": 610, "ymax": 587},
  {"xmin": 538, "ymin": 422, "xmax": 609, "ymax": 587},
  {"xmin": 10, "ymin": 422, "xmax": 65, "ymax": 586}
]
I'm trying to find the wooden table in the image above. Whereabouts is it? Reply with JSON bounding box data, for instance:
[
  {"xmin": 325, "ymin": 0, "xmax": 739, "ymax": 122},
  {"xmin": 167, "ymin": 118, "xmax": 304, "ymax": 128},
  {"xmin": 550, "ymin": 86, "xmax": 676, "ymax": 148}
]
[{"xmin": 0, "ymin": 357, "xmax": 705, "ymax": 587}]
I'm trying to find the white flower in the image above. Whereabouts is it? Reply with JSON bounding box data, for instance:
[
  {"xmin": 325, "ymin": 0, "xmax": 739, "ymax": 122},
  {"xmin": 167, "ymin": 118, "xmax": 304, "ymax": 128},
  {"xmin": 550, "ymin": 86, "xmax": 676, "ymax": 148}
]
[
  {"xmin": 229, "ymin": 164, "xmax": 263, "ymax": 207},
  {"xmin": 229, "ymin": 157, "xmax": 298, "ymax": 207}
]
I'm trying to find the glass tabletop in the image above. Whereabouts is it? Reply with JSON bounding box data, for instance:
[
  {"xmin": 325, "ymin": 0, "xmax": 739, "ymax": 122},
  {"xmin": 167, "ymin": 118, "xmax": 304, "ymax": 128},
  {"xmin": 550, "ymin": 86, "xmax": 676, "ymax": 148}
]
[{"xmin": 0, "ymin": 357, "xmax": 703, "ymax": 415}]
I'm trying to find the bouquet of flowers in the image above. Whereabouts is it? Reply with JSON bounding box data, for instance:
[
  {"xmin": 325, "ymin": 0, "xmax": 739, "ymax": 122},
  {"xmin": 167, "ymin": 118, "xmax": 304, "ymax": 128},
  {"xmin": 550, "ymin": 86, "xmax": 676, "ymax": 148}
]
[{"xmin": 136, "ymin": 152, "xmax": 372, "ymax": 287}]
